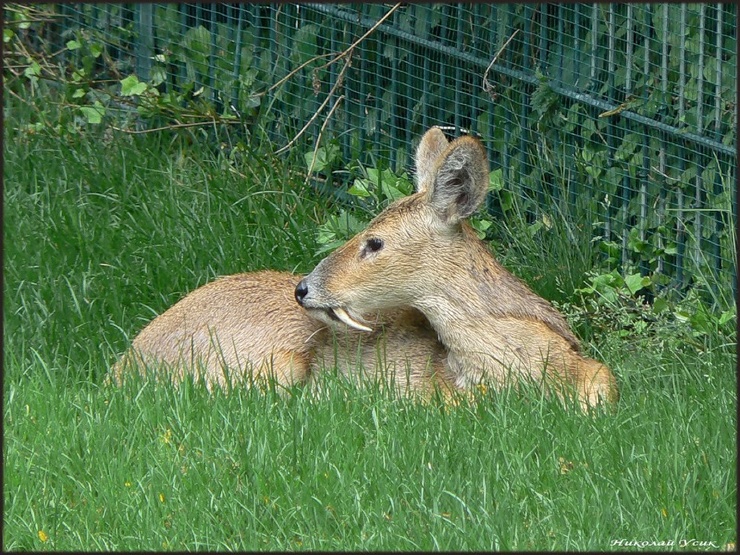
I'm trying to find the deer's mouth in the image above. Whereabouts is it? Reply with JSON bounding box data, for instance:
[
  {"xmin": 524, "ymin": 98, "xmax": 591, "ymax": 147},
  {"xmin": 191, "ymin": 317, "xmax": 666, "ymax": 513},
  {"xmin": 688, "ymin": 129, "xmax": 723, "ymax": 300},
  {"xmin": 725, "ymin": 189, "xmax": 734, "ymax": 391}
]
[
  {"xmin": 328, "ymin": 306, "xmax": 373, "ymax": 332},
  {"xmin": 312, "ymin": 306, "xmax": 373, "ymax": 332}
]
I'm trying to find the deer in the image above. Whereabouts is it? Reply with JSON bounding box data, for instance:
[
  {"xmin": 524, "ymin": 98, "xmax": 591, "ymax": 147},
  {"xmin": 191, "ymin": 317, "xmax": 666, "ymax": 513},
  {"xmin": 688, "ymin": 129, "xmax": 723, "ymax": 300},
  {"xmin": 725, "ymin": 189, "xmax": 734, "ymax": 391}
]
[
  {"xmin": 295, "ymin": 127, "xmax": 619, "ymax": 409},
  {"xmin": 110, "ymin": 270, "xmax": 455, "ymax": 400}
]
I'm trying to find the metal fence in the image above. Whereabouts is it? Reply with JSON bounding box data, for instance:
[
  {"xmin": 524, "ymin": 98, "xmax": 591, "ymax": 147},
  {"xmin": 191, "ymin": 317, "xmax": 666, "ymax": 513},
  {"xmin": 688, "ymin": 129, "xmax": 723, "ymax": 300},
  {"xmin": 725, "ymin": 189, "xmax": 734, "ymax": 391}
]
[{"xmin": 27, "ymin": 3, "xmax": 738, "ymax": 292}]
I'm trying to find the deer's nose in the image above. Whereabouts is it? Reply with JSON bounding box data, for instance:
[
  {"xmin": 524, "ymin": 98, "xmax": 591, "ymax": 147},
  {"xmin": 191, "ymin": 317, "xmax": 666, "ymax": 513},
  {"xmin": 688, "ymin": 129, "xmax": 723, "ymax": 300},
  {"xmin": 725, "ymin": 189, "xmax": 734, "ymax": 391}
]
[{"xmin": 295, "ymin": 279, "xmax": 308, "ymax": 306}]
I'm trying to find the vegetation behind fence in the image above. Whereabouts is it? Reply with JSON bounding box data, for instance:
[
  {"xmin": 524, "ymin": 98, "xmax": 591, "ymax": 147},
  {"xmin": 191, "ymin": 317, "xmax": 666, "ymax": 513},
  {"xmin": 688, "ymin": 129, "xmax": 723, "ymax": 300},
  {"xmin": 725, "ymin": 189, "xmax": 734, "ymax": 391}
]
[{"xmin": 5, "ymin": 3, "xmax": 736, "ymax": 298}]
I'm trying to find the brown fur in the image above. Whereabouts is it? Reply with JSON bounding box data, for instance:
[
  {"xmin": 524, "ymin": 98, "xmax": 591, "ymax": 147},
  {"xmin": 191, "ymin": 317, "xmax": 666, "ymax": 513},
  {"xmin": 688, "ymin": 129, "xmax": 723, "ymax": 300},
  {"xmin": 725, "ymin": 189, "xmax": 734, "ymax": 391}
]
[
  {"xmin": 110, "ymin": 271, "xmax": 455, "ymax": 400},
  {"xmin": 312, "ymin": 306, "xmax": 455, "ymax": 400},
  {"xmin": 296, "ymin": 127, "xmax": 619, "ymax": 409}
]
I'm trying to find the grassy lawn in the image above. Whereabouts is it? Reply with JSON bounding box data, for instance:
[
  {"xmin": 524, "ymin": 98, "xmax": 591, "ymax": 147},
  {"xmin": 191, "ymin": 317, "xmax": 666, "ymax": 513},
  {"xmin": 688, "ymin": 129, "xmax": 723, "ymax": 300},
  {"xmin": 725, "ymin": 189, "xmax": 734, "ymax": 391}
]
[{"xmin": 4, "ymin": 98, "xmax": 736, "ymax": 551}]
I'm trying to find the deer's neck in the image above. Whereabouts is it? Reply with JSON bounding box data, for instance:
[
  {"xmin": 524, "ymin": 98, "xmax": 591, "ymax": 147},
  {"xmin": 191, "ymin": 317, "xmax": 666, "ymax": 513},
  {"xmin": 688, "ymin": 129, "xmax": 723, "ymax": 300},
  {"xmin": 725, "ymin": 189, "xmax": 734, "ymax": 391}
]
[{"xmin": 415, "ymin": 226, "xmax": 581, "ymax": 363}]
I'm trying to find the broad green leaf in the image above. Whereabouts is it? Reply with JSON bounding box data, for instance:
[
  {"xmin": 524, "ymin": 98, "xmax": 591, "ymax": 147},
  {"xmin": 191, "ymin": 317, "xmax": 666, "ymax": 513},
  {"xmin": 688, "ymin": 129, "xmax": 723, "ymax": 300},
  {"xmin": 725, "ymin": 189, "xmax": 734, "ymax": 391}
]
[
  {"xmin": 120, "ymin": 75, "xmax": 147, "ymax": 96},
  {"xmin": 79, "ymin": 103, "xmax": 105, "ymax": 124},
  {"xmin": 498, "ymin": 190, "xmax": 514, "ymax": 212},
  {"xmin": 150, "ymin": 66, "xmax": 167, "ymax": 87},
  {"xmin": 488, "ymin": 168, "xmax": 504, "ymax": 191},
  {"xmin": 624, "ymin": 273, "xmax": 649, "ymax": 295},
  {"xmin": 304, "ymin": 145, "xmax": 338, "ymax": 173},
  {"xmin": 380, "ymin": 181, "xmax": 405, "ymax": 202},
  {"xmin": 718, "ymin": 311, "xmax": 734, "ymax": 326},
  {"xmin": 348, "ymin": 180, "xmax": 371, "ymax": 198},
  {"xmin": 23, "ymin": 61, "xmax": 41, "ymax": 78},
  {"xmin": 652, "ymin": 297, "xmax": 669, "ymax": 314},
  {"xmin": 365, "ymin": 168, "xmax": 380, "ymax": 185},
  {"xmin": 470, "ymin": 218, "xmax": 492, "ymax": 239}
]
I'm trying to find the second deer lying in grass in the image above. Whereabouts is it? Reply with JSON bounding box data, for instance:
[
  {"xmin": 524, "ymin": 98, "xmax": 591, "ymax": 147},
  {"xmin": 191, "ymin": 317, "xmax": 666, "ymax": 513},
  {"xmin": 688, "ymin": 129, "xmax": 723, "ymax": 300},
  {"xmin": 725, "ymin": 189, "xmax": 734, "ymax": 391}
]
[{"xmin": 296, "ymin": 127, "xmax": 618, "ymax": 409}]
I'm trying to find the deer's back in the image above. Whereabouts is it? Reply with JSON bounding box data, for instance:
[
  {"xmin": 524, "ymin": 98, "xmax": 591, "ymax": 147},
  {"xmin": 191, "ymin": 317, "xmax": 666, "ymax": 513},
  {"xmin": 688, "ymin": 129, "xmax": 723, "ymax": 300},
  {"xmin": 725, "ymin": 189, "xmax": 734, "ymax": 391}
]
[{"xmin": 113, "ymin": 271, "xmax": 326, "ymax": 387}]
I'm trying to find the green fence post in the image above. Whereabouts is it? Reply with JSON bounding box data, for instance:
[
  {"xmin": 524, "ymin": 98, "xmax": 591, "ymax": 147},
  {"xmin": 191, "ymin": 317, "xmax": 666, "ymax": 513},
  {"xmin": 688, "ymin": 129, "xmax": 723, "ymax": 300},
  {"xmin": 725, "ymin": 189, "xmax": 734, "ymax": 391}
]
[{"xmin": 135, "ymin": 4, "xmax": 153, "ymax": 81}]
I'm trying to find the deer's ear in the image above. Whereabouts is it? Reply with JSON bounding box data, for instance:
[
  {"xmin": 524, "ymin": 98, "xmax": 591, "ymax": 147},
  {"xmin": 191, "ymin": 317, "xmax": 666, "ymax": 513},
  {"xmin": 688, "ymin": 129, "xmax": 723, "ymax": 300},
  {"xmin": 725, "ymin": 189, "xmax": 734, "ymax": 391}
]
[
  {"xmin": 426, "ymin": 136, "xmax": 489, "ymax": 224},
  {"xmin": 414, "ymin": 127, "xmax": 449, "ymax": 194}
]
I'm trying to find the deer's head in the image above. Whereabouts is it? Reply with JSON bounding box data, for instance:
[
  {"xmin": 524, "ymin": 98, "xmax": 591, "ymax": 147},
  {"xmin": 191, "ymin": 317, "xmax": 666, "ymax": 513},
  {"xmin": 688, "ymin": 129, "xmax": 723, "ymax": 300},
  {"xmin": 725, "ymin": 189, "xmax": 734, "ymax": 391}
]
[{"xmin": 295, "ymin": 127, "xmax": 489, "ymax": 331}]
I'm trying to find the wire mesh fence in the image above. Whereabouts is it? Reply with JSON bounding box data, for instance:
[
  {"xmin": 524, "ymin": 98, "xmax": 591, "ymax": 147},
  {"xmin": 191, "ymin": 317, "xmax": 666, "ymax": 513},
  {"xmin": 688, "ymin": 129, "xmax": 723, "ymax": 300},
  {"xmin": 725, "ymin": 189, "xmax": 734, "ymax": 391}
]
[{"xmin": 7, "ymin": 3, "xmax": 737, "ymax": 294}]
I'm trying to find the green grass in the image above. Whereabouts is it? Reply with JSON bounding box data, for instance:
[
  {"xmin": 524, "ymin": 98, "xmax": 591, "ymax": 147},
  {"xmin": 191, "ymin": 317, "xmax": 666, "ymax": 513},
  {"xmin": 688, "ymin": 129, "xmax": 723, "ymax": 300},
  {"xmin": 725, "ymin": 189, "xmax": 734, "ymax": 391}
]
[{"xmin": 4, "ymin": 97, "xmax": 736, "ymax": 551}]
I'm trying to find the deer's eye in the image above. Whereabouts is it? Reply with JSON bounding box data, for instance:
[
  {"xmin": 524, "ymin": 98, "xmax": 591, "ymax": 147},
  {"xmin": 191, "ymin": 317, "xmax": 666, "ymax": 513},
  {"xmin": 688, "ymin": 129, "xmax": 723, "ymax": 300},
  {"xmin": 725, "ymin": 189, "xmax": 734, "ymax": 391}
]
[
  {"xmin": 367, "ymin": 238, "xmax": 383, "ymax": 252},
  {"xmin": 360, "ymin": 237, "xmax": 384, "ymax": 258}
]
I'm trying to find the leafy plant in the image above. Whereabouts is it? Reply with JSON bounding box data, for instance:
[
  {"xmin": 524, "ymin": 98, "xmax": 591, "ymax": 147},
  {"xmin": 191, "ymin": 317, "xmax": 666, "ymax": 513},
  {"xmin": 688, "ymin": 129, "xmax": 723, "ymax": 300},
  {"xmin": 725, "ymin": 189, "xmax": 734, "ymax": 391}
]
[{"xmin": 559, "ymin": 267, "xmax": 736, "ymax": 352}]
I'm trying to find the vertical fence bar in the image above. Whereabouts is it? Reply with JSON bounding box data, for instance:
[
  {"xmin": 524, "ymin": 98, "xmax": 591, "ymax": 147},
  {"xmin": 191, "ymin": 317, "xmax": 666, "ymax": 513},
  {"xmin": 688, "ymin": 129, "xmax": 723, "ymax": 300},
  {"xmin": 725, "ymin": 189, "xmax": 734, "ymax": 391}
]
[
  {"xmin": 638, "ymin": 5, "xmax": 651, "ymax": 277},
  {"xmin": 591, "ymin": 4, "xmax": 610, "ymax": 244},
  {"xmin": 437, "ymin": 4, "xmax": 450, "ymax": 130},
  {"xmin": 268, "ymin": 5, "xmax": 278, "ymax": 99},
  {"xmin": 371, "ymin": 28, "xmax": 382, "ymax": 154},
  {"xmin": 694, "ymin": 5, "xmax": 706, "ymax": 273},
  {"xmin": 624, "ymin": 4, "xmax": 633, "ymax": 95},
  {"xmin": 421, "ymin": 4, "xmax": 431, "ymax": 131},
  {"xmin": 340, "ymin": 12, "xmax": 349, "ymax": 161},
  {"xmin": 551, "ymin": 4, "xmax": 565, "ymax": 206},
  {"xmin": 573, "ymin": 3, "xmax": 582, "ymax": 89},
  {"xmin": 483, "ymin": 4, "xmax": 496, "ymax": 216},
  {"xmin": 589, "ymin": 3, "xmax": 599, "ymax": 91},
  {"xmin": 675, "ymin": 4, "xmax": 688, "ymax": 286},
  {"xmin": 656, "ymin": 3, "xmax": 669, "ymax": 277},
  {"xmin": 571, "ymin": 3, "xmax": 583, "ymax": 210},
  {"xmin": 479, "ymin": 4, "xmax": 493, "ymax": 178},
  {"xmin": 189, "ymin": 5, "xmax": 203, "ymax": 97},
  {"xmin": 610, "ymin": 4, "xmax": 641, "ymax": 267},
  {"xmin": 357, "ymin": 5, "xmax": 368, "ymax": 160},
  {"xmin": 556, "ymin": 4, "xmax": 564, "ymax": 84},
  {"xmin": 713, "ymin": 4, "xmax": 724, "ymax": 139},
  {"xmin": 210, "ymin": 5, "xmax": 220, "ymax": 107},
  {"xmin": 538, "ymin": 4, "xmax": 548, "ymax": 72},
  {"xmin": 388, "ymin": 8, "xmax": 399, "ymax": 171},
  {"xmin": 502, "ymin": 6, "xmax": 512, "ymax": 193},
  {"xmin": 230, "ymin": 5, "xmax": 244, "ymax": 112},
  {"xmin": 55, "ymin": 4, "xmax": 70, "ymax": 59},
  {"xmin": 326, "ymin": 12, "xmax": 338, "ymax": 150},
  {"xmin": 135, "ymin": 3, "xmax": 153, "ymax": 81},
  {"xmin": 712, "ymin": 4, "xmax": 725, "ymax": 283},
  {"xmin": 468, "ymin": 4, "xmax": 481, "ymax": 137},
  {"xmin": 519, "ymin": 4, "xmax": 532, "ymax": 205},
  {"xmin": 604, "ymin": 4, "xmax": 618, "ymax": 261},
  {"xmin": 401, "ymin": 6, "xmax": 411, "ymax": 162},
  {"xmin": 342, "ymin": 13, "xmax": 352, "ymax": 164},
  {"xmin": 199, "ymin": 4, "xmax": 208, "ymax": 98},
  {"xmin": 485, "ymin": 4, "xmax": 497, "ymax": 160},
  {"xmin": 454, "ymin": 4, "xmax": 464, "ymax": 135}
]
